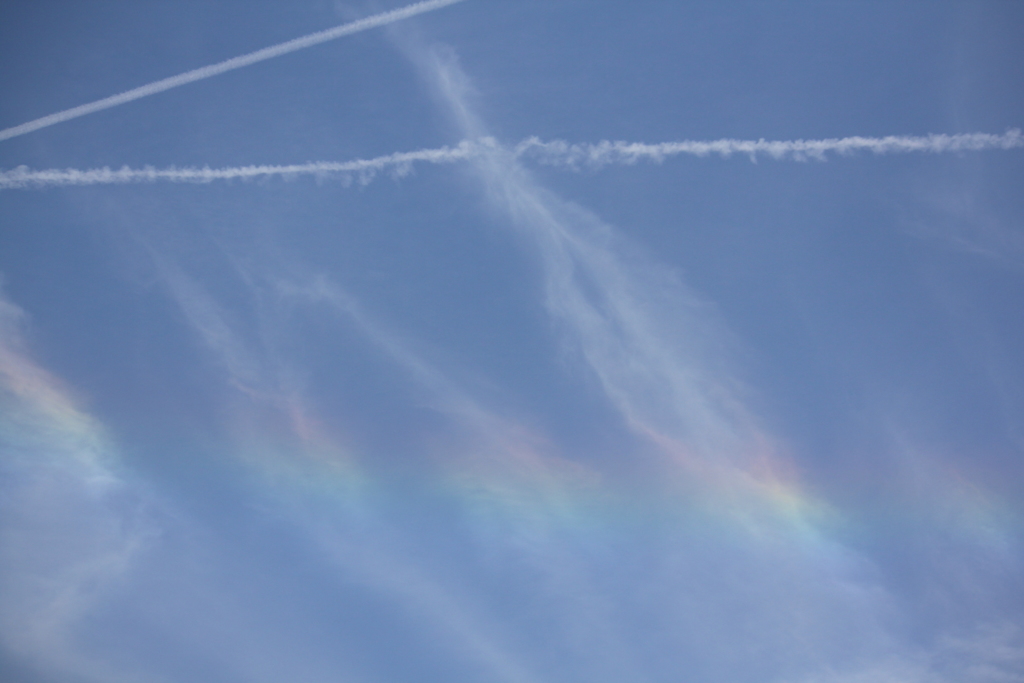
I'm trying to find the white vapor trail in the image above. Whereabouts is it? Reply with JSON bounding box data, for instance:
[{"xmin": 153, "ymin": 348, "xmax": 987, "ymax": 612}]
[
  {"xmin": 0, "ymin": 140, "xmax": 483, "ymax": 189},
  {"xmin": 514, "ymin": 129, "xmax": 1024, "ymax": 166},
  {"xmin": 2, "ymin": 130, "xmax": 1021, "ymax": 190},
  {"xmin": 0, "ymin": 0, "xmax": 466, "ymax": 143}
]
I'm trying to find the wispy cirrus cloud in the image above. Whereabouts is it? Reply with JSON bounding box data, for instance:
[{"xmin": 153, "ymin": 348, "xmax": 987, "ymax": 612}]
[
  {"xmin": 268, "ymin": 273, "xmax": 646, "ymax": 682},
  {"xmin": 783, "ymin": 621, "xmax": 1024, "ymax": 683},
  {"xmin": 408, "ymin": 43, "xmax": 893, "ymax": 678},
  {"xmin": 0, "ymin": 287, "xmax": 154, "ymax": 682},
  {"xmin": 129, "ymin": 251, "xmax": 556, "ymax": 683},
  {"xmin": 413, "ymin": 45, "xmax": 781, "ymax": 480},
  {"xmin": 0, "ymin": 0, "xmax": 468, "ymax": 143},
  {"xmin": 403, "ymin": 42, "xmax": 1024, "ymax": 683}
]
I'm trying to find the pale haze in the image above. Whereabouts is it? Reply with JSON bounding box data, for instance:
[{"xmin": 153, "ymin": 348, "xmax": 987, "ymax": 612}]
[{"xmin": 1, "ymin": 2, "xmax": 1023, "ymax": 683}]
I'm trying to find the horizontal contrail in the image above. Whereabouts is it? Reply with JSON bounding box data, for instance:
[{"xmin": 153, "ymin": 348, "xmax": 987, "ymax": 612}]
[
  {"xmin": 0, "ymin": 141, "xmax": 482, "ymax": 189},
  {"xmin": 0, "ymin": 0, "xmax": 466, "ymax": 143},
  {"xmin": 514, "ymin": 129, "xmax": 1024, "ymax": 166},
  {"xmin": 2, "ymin": 131, "xmax": 1021, "ymax": 190}
]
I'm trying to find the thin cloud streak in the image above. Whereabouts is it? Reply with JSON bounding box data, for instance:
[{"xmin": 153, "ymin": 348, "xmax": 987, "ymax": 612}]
[
  {"xmin": 414, "ymin": 47, "xmax": 897, "ymax": 681},
  {"xmin": 126, "ymin": 238, "xmax": 552, "ymax": 683},
  {"xmin": 0, "ymin": 290, "xmax": 153, "ymax": 683},
  {"xmin": 3, "ymin": 130, "xmax": 1021, "ymax": 190},
  {"xmin": 154, "ymin": 270, "xmax": 548, "ymax": 683},
  {"xmin": 0, "ymin": 0, "xmax": 467, "ymax": 143},
  {"xmin": 277, "ymin": 274, "xmax": 636, "ymax": 683}
]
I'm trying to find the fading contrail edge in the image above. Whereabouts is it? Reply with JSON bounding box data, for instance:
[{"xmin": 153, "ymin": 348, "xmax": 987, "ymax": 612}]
[
  {"xmin": 0, "ymin": 0, "xmax": 467, "ymax": 143},
  {"xmin": 1, "ymin": 131, "xmax": 1021, "ymax": 190}
]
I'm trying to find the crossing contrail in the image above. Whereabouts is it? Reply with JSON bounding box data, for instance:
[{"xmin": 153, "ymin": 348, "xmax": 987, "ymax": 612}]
[
  {"xmin": 2, "ymin": 131, "xmax": 1021, "ymax": 190},
  {"xmin": 0, "ymin": 0, "xmax": 467, "ymax": 143}
]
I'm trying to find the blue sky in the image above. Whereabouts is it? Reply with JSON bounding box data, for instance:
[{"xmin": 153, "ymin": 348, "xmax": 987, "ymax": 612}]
[{"xmin": 1, "ymin": 2, "xmax": 1023, "ymax": 682}]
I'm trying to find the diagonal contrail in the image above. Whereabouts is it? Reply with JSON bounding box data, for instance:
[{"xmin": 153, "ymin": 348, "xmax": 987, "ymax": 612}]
[
  {"xmin": 0, "ymin": 0, "xmax": 467, "ymax": 143},
  {"xmin": 2, "ymin": 131, "xmax": 1021, "ymax": 190}
]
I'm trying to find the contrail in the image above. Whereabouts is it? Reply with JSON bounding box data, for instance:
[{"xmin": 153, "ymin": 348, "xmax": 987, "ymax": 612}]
[
  {"xmin": 0, "ymin": 140, "xmax": 483, "ymax": 189},
  {"xmin": 0, "ymin": 0, "xmax": 467, "ymax": 143},
  {"xmin": 2, "ymin": 131, "xmax": 1021, "ymax": 190},
  {"xmin": 515, "ymin": 129, "xmax": 1024, "ymax": 166}
]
